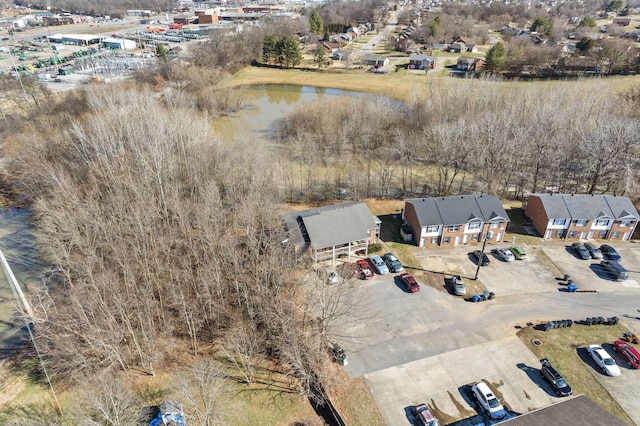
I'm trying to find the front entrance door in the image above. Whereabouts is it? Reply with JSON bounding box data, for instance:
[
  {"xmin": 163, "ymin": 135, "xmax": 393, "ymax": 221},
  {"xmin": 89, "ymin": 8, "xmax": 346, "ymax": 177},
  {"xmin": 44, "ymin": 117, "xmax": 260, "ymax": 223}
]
[{"xmin": 454, "ymin": 236, "xmax": 460, "ymax": 246}]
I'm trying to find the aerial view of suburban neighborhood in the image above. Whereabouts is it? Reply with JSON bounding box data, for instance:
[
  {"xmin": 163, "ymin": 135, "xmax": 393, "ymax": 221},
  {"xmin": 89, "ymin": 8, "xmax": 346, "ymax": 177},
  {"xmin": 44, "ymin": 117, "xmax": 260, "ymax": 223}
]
[{"xmin": 3, "ymin": 0, "xmax": 640, "ymax": 424}]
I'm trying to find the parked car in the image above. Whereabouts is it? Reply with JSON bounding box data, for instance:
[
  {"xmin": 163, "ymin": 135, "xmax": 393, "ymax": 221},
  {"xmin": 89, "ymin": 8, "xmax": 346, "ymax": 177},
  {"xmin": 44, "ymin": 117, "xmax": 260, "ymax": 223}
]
[
  {"xmin": 587, "ymin": 344, "xmax": 621, "ymax": 376},
  {"xmin": 471, "ymin": 381, "xmax": 507, "ymax": 420},
  {"xmin": 356, "ymin": 259, "xmax": 374, "ymax": 280},
  {"xmin": 600, "ymin": 260, "xmax": 629, "ymax": 281},
  {"xmin": 471, "ymin": 250, "xmax": 490, "ymax": 266},
  {"xmin": 492, "ymin": 248, "xmax": 515, "ymax": 262},
  {"xmin": 509, "ymin": 245, "xmax": 527, "ymax": 260},
  {"xmin": 600, "ymin": 244, "xmax": 621, "ymax": 261},
  {"xmin": 571, "ymin": 243, "xmax": 591, "ymax": 260},
  {"xmin": 414, "ymin": 403, "xmax": 439, "ymax": 426},
  {"xmin": 399, "ymin": 272, "xmax": 420, "ymax": 293},
  {"xmin": 369, "ymin": 255, "xmax": 389, "ymax": 274},
  {"xmin": 613, "ymin": 340, "xmax": 640, "ymax": 368},
  {"xmin": 382, "ymin": 252, "xmax": 404, "ymax": 273},
  {"xmin": 540, "ymin": 358, "xmax": 572, "ymax": 396},
  {"xmin": 584, "ymin": 242, "xmax": 603, "ymax": 259},
  {"xmin": 324, "ymin": 266, "xmax": 339, "ymax": 285},
  {"xmin": 452, "ymin": 275, "xmax": 466, "ymax": 296},
  {"xmin": 330, "ymin": 343, "xmax": 348, "ymax": 366}
]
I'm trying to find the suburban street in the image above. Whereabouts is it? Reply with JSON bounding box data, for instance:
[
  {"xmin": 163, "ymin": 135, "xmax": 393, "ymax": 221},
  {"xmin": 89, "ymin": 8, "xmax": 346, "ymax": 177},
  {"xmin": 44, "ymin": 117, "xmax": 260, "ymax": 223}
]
[{"xmin": 361, "ymin": 6, "xmax": 403, "ymax": 52}]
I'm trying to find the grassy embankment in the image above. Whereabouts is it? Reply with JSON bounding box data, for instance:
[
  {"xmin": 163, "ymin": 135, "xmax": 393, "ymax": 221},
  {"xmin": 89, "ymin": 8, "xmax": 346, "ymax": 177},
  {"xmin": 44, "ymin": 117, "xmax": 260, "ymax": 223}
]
[
  {"xmin": 519, "ymin": 325, "xmax": 635, "ymax": 425},
  {"xmin": 232, "ymin": 65, "xmax": 640, "ymax": 103}
]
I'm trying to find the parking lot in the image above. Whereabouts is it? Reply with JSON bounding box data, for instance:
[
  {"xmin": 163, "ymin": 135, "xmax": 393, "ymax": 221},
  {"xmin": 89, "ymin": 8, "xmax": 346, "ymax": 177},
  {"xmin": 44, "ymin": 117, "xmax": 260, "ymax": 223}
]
[
  {"xmin": 584, "ymin": 342, "xmax": 640, "ymax": 424},
  {"xmin": 414, "ymin": 244, "xmax": 561, "ymax": 297},
  {"xmin": 338, "ymin": 242, "xmax": 640, "ymax": 425},
  {"xmin": 543, "ymin": 245, "xmax": 640, "ymax": 292},
  {"xmin": 364, "ymin": 336, "xmax": 556, "ymax": 425}
]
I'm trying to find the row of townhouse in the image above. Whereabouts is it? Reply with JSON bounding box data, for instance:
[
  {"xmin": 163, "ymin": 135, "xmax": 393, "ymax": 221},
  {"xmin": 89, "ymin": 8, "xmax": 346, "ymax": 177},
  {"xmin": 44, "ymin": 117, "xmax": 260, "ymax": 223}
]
[
  {"xmin": 525, "ymin": 193, "xmax": 638, "ymax": 241},
  {"xmin": 281, "ymin": 193, "xmax": 639, "ymax": 262}
]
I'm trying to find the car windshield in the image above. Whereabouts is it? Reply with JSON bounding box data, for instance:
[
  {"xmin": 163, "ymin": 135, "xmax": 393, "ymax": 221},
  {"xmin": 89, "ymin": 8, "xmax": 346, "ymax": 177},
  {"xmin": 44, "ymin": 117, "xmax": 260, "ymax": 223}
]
[
  {"xmin": 488, "ymin": 398, "xmax": 500, "ymax": 408},
  {"xmin": 604, "ymin": 358, "xmax": 615, "ymax": 365},
  {"xmin": 556, "ymin": 378, "xmax": 567, "ymax": 387}
]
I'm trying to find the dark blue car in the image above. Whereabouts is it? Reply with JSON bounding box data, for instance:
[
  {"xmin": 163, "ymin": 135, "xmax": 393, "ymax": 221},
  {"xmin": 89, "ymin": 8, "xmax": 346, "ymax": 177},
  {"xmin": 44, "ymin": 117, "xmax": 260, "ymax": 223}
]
[{"xmin": 600, "ymin": 244, "xmax": 621, "ymax": 261}]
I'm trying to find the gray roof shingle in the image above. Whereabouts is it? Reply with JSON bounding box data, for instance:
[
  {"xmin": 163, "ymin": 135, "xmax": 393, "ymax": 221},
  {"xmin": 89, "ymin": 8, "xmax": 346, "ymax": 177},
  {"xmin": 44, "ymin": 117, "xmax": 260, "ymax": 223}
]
[
  {"xmin": 502, "ymin": 394, "xmax": 625, "ymax": 426},
  {"xmin": 532, "ymin": 193, "xmax": 639, "ymax": 220},
  {"xmin": 405, "ymin": 195, "xmax": 509, "ymax": 226},
  {"xmin": 283, "ymin": 202, "xmax": 378, "ymax": 250}
]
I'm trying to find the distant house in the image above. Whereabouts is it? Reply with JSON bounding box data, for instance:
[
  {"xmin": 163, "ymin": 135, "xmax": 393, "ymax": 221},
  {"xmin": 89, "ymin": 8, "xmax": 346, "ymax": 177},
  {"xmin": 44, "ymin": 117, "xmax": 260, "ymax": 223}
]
[
  {"xmin": 457, "ymin": 56, "xmax": 485, "ymax": 71},
  {"xmin": 408, "ymin": 54, "xmax": 436, "ymax": 70},
  {"xmin": 403, "ymin": 195, "xmax": 510, "ymax": 247},
  {"xmin": 452, "ymin": 37, "xmax": 478, "ymax": 52},
  {"xmin": 283, "ymin": 202, "xmax": 381, "ymax": 262},
  {"xmin": 449, "ymin": 42, "xmax": 466, "ymax": 53},
  {"xmin": 525, "ymin": 193, "xmax": 639, "ymax": 240},
  {"xmin": 321, "ymin": 41, "xmax": 341, "ymax": 54},
  {"xmin": 613, "ymin": 17, "xmax": 631, "ymax": 26},
  {"xmin": 361, "ymin": 53, "xmax": 390, "ymax": 67},
  {"xmin": 333, "ymin": 49, "xmax": 355, "ymax": 61}
]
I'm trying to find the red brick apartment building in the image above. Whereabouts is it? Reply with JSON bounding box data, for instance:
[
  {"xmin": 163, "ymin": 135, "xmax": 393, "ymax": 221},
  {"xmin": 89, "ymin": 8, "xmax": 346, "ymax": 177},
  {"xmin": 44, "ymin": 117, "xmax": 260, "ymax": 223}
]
[
  {"xmin": 403, "ymin": 195, "xmax": 510, "ymax": 247},
  {"xmin": 524, "ymin": 193, "xmax": 639, "ymax": 241}
]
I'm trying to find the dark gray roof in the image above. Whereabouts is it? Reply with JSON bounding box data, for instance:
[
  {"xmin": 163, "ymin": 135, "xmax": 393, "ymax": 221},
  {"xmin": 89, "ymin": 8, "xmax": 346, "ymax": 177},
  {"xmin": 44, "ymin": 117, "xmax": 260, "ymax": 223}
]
[
  {"xmin": 409, "ymin": 54, "xmax": 435, "ymax": 62},
  {"xmin": 531, "ymin": 193, "xmax": 639, "ymax": 220},
  {"xmin": 361, "ymin": 53, "xmax": 388, "ymax": 62},
  {"xmin": 405, "ymin": 195, "xmax": 509, "ymax": 226},
  {"xmin": 283, "ymin": 202, "xmax": 378, "ymax": 250},
  {"xmin": 503, "ymin": 395, "xmax": 626, "ymax": 426}
]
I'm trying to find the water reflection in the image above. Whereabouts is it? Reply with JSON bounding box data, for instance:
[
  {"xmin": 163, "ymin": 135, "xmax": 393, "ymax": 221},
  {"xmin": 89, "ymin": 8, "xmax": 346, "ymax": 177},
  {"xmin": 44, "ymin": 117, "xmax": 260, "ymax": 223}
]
[
  {"xmin": 213, "ymin": 84, "xmax": 363, "ymax": 142},
  {"xmin": 0, "ymin": 208, "xmax": 44, "ymax": 351}
]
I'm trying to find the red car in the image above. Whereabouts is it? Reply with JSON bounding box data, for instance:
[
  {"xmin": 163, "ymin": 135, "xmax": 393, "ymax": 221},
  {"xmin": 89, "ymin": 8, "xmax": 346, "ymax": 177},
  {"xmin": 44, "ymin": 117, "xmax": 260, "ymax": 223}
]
[
  {"xmin": 400, "ymin": 272, "xmax": 420, "ymax": 293},
  {"xmin": 356, "ymin": 259, "xmax": 374, "ymax": 280},
  {"xmin": 614, "ymin": 340, "xmax": 640, "ymax": 368}
]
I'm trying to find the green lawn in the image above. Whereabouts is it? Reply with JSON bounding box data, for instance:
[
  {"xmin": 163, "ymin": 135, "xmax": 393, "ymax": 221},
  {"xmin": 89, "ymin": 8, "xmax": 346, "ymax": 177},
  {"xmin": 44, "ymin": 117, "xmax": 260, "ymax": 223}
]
[{"xmin": 518, "ymin": 324, "xmax": 635, "ymax": 425}]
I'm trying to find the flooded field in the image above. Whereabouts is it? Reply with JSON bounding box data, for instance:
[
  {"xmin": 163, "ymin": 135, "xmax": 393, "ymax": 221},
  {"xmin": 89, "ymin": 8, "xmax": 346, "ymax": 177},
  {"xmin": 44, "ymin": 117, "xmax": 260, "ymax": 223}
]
[{"xmin": 213, "ymin": 84, "xmax": 364, "ymax": 143}]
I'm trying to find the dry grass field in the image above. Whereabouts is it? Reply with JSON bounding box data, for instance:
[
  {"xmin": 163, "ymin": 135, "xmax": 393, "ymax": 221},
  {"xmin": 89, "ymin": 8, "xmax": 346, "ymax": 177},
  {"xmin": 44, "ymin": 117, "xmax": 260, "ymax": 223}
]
[{"xmin": 232, "ymin": 65, "xmax": 640, "ymax": 103}]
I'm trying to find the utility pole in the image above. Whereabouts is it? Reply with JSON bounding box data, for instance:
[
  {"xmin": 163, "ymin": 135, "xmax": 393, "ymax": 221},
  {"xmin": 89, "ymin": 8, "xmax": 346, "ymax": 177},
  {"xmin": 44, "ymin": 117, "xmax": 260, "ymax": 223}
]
[
  {"xmin": 0, "ymin": 249, "xmax": 62, "ymax": 415},
  {"xmin": 474, "ymin": 234, "xmax": 489, "ymax": 281}
]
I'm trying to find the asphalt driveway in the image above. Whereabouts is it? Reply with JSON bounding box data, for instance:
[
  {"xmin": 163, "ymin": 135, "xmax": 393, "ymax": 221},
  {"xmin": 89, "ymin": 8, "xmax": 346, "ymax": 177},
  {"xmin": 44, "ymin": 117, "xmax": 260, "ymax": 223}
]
[
  {"xmin": 540, "ymin": 245, "xmax": 640, "ymax": 292},
  {"xmin": 413, "ymin": 244, "xmax": 561, "ymax": 297},
  {"xmin": 364, "ymin": 336, "xmax": 556, "ymax": 426}
]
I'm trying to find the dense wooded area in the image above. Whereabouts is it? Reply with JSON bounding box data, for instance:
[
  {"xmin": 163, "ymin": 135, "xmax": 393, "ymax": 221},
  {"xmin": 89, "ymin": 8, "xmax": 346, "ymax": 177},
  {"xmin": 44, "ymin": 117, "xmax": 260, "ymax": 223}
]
[
  {"xmin": 275, "ymin": 80, "xmax": 640, "ymax": 203},
  {"xmin": 1, "ymin": 77, "xmax": 361, "ymax": 423},
  {"xmin": 3, "ymin": 0, "xmax": 640, "ymax": 422},
  {"xmin": 3, "ymin": 46, "xmax": 640, "ymax": 424}
]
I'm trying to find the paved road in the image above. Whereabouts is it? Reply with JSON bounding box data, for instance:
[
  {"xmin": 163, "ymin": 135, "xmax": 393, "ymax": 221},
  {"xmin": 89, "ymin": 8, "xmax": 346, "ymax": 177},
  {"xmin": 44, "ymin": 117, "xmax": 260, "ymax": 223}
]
[
  {"xmin": 361, "ymin": 6, "xmax": 405, "ymax": 52},
  {"xmin": 340, "ymin": 245, "xmax": 640, "ymax": 378}
]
